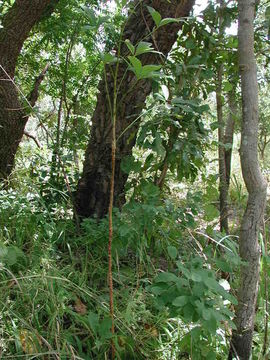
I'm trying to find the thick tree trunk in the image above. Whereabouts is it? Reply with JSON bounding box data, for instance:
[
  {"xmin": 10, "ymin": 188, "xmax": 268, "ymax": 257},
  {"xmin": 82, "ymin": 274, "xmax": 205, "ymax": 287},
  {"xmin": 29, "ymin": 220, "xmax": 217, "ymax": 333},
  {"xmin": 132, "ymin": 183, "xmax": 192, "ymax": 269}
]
[
  {"xmin": 0, "ymin": 0, "xmax": 59, "ymax": 180},
  {"xmin": 75, "ymin": 0, "xmax": 195, "ymax": 219},
  {"xmin": 229, "ymin": 1, "xmax": 267, "ymax": 359}
]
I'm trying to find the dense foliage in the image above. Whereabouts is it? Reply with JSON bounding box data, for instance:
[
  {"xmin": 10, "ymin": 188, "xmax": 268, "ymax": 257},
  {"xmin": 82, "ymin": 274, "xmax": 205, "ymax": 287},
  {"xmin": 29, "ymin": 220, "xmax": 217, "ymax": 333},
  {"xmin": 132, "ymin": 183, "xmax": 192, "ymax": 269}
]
[{"xmin": 0, "ymin": 0, "xmax": 269, "ymax": 359}]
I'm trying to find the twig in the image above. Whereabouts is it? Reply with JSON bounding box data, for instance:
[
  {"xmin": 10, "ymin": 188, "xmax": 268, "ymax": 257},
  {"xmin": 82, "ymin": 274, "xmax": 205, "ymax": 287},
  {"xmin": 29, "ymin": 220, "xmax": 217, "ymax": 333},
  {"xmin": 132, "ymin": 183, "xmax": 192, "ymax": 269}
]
[
  {"xmin": 28, "ymin": 63, "xmax": 50, "ymax": 107},
  {"xmin": 23, "ymin": 130, "xmax": 41, "ymax": 148}
]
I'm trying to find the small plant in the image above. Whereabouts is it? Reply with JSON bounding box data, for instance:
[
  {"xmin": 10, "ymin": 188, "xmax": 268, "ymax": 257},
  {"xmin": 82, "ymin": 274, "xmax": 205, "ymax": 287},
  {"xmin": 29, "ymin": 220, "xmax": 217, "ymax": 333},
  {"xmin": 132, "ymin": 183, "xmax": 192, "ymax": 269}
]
[{"xmin": 149, "ymin": 253, "xmax": 237, "ymax": 359}]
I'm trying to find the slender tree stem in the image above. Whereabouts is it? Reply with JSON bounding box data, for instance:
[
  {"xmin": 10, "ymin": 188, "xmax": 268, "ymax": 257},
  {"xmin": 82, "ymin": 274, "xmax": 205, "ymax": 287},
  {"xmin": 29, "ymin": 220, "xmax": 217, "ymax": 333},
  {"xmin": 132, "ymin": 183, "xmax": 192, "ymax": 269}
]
[
  {"xmin": 229, "ymin": 0, "xmax": 267, "ymax": 358},
  {"xmin": 108, "ymin": 50, "xmax": 120, "ymax": 360}
]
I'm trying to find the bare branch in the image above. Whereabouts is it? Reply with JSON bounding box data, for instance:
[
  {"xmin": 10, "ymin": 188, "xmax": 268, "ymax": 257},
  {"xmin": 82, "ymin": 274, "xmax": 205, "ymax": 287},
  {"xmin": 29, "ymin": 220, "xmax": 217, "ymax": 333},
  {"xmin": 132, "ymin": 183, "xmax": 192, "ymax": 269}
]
[
  {"xmin": 23, "ymin": 130, "xmax": 41, "ymax": 148},
  {"xmin": 28, "ymin": 63, "xmax": 50, "ymax": 107}
]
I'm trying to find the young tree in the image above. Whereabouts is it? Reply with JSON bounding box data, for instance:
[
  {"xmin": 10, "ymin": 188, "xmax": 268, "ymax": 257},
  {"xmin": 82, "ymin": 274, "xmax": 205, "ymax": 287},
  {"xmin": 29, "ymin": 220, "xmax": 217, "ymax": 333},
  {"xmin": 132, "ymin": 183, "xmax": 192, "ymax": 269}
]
[
  {"xmin": 0, "ymin": 0, "xmax": 59, "ymax": 180},
  {"xmin": 229, "ymin": 0, "xmax": 267, "ymax": 358},
  {"xmin": 75, "ymin": 0, "xmax": 195, "ymax": 219},
  {"xmin": 215, "ymin": 0, "xmax": 229, "ymax": 234}
]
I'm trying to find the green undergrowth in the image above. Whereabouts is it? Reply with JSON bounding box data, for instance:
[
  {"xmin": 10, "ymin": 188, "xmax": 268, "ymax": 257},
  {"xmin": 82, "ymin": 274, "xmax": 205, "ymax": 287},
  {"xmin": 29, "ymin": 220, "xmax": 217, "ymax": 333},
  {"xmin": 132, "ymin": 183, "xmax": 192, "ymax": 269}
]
[{"xmin": 0, "ymin": 181, "xmax": 260, "ymax": 359}]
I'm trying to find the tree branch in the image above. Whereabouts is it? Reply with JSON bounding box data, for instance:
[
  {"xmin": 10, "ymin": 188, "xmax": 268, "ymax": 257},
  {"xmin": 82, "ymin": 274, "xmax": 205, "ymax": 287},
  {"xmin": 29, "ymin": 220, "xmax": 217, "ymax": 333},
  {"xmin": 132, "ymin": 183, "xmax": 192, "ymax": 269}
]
[
  {"xmin": 28, "ymin": 63, "xmax": 50, "ymax": 107},
  {"xmin": 0, "ymin": 0, "xmax": 59, "ymax": 76},
  {"xmin": 23, "ymin": 130, "xmax": 41, "ymax": 148}
]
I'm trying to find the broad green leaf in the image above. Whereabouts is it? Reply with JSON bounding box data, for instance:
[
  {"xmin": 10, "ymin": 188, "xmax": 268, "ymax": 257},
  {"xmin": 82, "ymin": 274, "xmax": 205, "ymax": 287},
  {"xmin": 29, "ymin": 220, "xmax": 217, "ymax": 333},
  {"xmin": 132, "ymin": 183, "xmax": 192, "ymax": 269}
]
[
  {"xmin": 172, "ymin": 295, "xmax": 189, "ymax": 307},
  {"xmin": 203, "ymin": 316, "xmax": 217, "ymax": 334},
  {"xmin": 88, "ymin": 312, "xmax": 99, "ymax": 335},
  {"xmin": 167, "ymin": 245, "xmax": 177, "ymax": 260},
  {"xmin": 151, "ymin": 286, "xmax": 166, "ymax": 295},
  {"xmin": 223, "ymin": 81, "xmax": 233, "ymax": 92},
  {"xmin": 202, "ymin": 308, "xmax": 211, "ymax": 320},
  {"xmin": 0, "ymin": 244, "xmax": 8, "ymax": 258},
  {"xmin": 140, "ymin": 64, "xmax": 162, "ymax": 79},
  {"xmin": 147, "ymin": 6, "xmax": 162, "ymax": 27},
  {"xmin": 101, "ymin": 53, "xmax": 118, "ymax": 64},
  {"xmin": 99, "ymin": 317, "xmax": 112, "ymax": 340},
  {"xmin": 152, "ymin": 132, "xmax": 165, "ymax": 155},
  {"xmin": 155, "ymin": 272, "xmax": 178, "ymax": 283},
  {"xmin": 121, "ymin": 155, "xmax": 141, "ymax": 174},
  {"xmin": 183, "ymin": 303, "xmax": 194, "ymax": 321},
  {"xmin": 128, "ymin": 56, "xmax": 142, "ymax": 78},
  {"xmin": 192, "ymin": 282, "xmax": 206, "ymax": 297},
  {"xmin": 203, "ymin": 204, "xmax": 219, "ymax": 221},
  {"xmin": 125, "ymin": 39, "xmax": 135, "ymax": 54},
  {"xmin": 191, "ymin": 271, "xmax": 202, "ymax": 282},
  {"xmin": 135, "ymin": 41, "xmax": 153, "ymax": 56}
]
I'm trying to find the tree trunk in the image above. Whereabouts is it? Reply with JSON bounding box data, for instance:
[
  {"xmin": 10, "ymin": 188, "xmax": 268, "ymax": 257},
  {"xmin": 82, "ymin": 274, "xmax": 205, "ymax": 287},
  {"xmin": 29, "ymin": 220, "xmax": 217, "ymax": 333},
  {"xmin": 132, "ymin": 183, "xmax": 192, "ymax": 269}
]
[
  {"xmin": 229, "ymin": 1, "xmax": 267, "ymax": 359},
  {"xmin": 217, "ymin": 71, "xmax": 229, "ymax": 234},
  {"xmin": 75, "ymin": 0, "xmax": 195, "ymax": 219},
  {"xmin": 0, "ymin": 0, "xmax": 59, "ymax": 180},
  {"xmin": 224, "ymin": 90, "xmax": 236, "ymax": 188},
  {"xmin": 216, "ymin": 0, "xmax": 229, "ymax": 234}
]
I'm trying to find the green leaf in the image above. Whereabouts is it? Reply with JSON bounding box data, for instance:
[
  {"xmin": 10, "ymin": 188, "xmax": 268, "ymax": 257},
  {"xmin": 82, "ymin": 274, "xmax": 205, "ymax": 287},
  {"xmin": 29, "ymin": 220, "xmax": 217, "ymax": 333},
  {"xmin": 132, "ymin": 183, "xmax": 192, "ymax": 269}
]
[
  {"xmin": 152, "ymin": 132, "xmax": 165, "ymax": 155},
  {"xmin": 101, "ymin": 53, "xmax": 118, "ymax": 64},
  {"xmin": 206, "ymin": 350, "xmax": 216, "ymax": 360},
  {"xmin": 125, "ymin": 39, "xmax": 135, "ymax": 55},
  {"xmin": 121, "ymin": 155, "xmax": 141, "ymax": 174},
  {"xmin": 99, "ymin": 317, "xmax": 112, "ymax": 340},
  {"xmin": 202, "ymin": 308, "xmax": 212, "ymax": 321},
  {"xmin": 183, "ymin": 303, "xmax": 195, "ymax": 321},
  {"xmin": 191, "ymin": 271, "xmax": 202, "ymax": 282},
  {"xmin": 185, "ymin": 38, "xmax": 196, "ymax": 49},
  {"xmin": 203, "ymin": 316, "xmax": 217, "ymax": 334},
  {"xmin": 0, "ymin": 244, "xmax": 8, "ymax": 259},
  {"xmin": 147, "ymin": 6, "xmax": 162, "ymax": 27},
  {"xmin": 135, "ymin": 41, "xmax": 154, "ymax": 56},
  {"xmin": 150, "ymin": 286, "xmax": 166, "ymax": 295},
  {"xmin": 88, "ymin": 312, "xmax": 99, "ymax": 335},
  {"xmin": 192, "ymin": 283, "xmax": 206, "ymax": 297},
  {"xmin": 81, "ymin": 6, "xmax": 96, "ymax": 26},
  {"xmin": 140, "ymin": 64, "xmax": 162, "ymax": 79},
  {"xmin": 167, "ymin": 245, "xmax": 178, "ymax": 260},
  {"xmin": 128, "ymin": 56, "xmax": 142, "ymax": 78},
  {"xmin": 172, "ymin": 296, "xmax": 189, "ymax": 307},
  {"xmin": 223, "ymin": 81, "xmax": 233, "ymax": 92},
  {"xmin": 155, "ymin": 272, "xmax": 178, "ymax": 283},
  {"xmin": 215, "ymin": 259, "xmax": 232, "ymax": 273},
  {"xmin": 203, "ymin": 204, "xmax": 219, "ymax": 221},
  {"xmin": 159, "ymin": 18, "xmax": 178, "ymax": 27},
  {"xmin": 119, "ymin": 224, "xmax": 131, "ymax": 237}
]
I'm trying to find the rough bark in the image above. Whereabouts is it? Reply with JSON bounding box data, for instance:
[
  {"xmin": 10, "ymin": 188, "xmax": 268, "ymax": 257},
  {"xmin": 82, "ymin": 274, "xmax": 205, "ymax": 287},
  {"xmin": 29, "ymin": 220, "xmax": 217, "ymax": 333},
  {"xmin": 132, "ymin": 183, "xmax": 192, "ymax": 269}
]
[
  {"xmin": 75, "ymin": 0, "xmax": 195, "ymax": 219},
  {"xmin": 229, "ymin": 1, "xmax": 267, "ymax": 358},
  {"xmin": 0, "ymin": 0, "xmax": 59, "ymax": 180}
]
